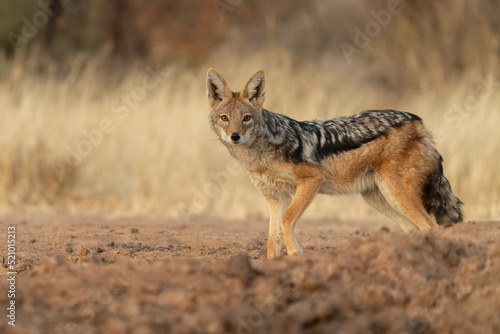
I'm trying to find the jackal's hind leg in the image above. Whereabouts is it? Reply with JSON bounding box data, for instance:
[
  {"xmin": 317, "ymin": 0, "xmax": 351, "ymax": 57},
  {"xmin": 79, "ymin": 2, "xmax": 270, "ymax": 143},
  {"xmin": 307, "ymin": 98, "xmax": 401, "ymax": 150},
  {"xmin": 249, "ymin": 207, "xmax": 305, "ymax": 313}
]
[
  {"xmin": 361, "ymin": 187, "xmax": 419, "ymax": 232},
  {"xmin": 377, "ymin": 180, "xmax": 438, "ymax": 231}
]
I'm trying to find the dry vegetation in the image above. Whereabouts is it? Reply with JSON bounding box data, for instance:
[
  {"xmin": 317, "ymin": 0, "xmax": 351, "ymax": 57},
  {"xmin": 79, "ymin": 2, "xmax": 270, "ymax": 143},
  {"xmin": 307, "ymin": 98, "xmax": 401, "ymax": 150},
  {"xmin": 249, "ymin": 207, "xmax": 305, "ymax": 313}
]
[{"xmin": 0, "ymin": 0, "xmax": 499, "ymax": 223}]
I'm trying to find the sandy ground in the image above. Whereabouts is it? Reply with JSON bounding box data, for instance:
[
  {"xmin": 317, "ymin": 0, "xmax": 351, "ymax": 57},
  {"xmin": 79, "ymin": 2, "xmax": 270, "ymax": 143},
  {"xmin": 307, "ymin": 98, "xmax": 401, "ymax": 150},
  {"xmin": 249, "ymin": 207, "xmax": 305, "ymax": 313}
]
[{"xmin": 1, "ymin": 214, "xmax": 500, "ymax": 333}]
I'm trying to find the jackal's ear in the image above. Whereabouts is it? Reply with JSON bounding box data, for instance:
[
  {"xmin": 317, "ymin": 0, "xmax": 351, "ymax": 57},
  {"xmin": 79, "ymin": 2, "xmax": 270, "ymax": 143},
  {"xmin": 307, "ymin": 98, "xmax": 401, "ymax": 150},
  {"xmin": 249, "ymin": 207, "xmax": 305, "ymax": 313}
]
[
  {"xmin": 207, "ymin": 68, "xmax": 232, "ymax": 106},
  {"xmin": 241, "ymin": 70, "xmax": 265, "ymax": 108}
]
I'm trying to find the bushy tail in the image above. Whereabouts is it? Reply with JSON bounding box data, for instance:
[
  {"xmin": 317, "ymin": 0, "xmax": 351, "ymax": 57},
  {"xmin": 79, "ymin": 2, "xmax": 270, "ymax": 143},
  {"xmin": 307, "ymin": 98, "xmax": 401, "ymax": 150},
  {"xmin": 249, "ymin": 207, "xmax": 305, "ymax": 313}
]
[{"xmin": 422, "ymin": 153, "xmax": 463, "ymax": 224}]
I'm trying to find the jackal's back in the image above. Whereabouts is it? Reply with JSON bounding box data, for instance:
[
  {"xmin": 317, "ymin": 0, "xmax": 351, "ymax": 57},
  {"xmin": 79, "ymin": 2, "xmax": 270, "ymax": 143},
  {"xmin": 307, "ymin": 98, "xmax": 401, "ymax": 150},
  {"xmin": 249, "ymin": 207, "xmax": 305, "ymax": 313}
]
[{"xmin": 260, "ymin": 109, "xmax": 421, "ymax": 166}]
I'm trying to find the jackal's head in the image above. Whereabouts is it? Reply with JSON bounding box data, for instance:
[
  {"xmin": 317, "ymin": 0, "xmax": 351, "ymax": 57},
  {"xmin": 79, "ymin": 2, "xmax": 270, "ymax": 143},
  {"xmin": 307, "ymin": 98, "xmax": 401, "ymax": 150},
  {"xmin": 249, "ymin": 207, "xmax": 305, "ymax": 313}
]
[{"xmin": 206, "ymin": 69, "xmax": 265, "ymax": 146}]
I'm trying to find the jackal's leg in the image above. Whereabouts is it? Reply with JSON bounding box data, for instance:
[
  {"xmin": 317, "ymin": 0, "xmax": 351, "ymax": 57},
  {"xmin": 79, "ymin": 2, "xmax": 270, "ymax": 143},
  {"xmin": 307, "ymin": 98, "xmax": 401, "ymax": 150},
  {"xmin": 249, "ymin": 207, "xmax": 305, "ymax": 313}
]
[
  {"xmin": 265, "ymin": 195, "xmax": 291, "ymax": 259},
  {"xmin": 377, "ymin": 180, "xmax": 438, "ymax": 231},
  {"xmin": 361, "ymin": 187, "xmax": 419, "ymax": 232},
  {"xmin": 282, "ymin": 176, "xmax": 324, "ymax": 255}
]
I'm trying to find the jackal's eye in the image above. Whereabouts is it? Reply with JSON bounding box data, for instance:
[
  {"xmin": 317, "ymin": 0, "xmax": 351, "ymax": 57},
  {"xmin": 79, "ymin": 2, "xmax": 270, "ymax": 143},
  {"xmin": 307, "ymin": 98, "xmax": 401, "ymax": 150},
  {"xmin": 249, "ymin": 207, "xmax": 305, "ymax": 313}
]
[
  {"xmin": 221, "ymin": 115, "xmax": 229, "ymax": 122},
  {"xmin": 243, "ymin": 115, "xmax": 251, "ymax": 122}
]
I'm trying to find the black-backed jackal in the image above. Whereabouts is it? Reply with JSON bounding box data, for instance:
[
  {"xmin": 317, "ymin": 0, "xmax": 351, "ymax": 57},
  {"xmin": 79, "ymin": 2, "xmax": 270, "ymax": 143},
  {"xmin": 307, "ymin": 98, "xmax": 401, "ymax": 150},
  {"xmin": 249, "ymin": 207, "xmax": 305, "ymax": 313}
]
[{"xmin": 206, "ymin": 69, "xmax": 463, "ymax": 259}]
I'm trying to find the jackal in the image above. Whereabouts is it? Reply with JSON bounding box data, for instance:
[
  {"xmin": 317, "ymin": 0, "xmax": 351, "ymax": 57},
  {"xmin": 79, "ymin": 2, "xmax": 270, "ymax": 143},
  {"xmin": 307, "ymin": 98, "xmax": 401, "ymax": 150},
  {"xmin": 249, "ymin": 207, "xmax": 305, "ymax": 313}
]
[{"xmin": 206, "ymin": 69, "xmax": 463, "ymax": 259}]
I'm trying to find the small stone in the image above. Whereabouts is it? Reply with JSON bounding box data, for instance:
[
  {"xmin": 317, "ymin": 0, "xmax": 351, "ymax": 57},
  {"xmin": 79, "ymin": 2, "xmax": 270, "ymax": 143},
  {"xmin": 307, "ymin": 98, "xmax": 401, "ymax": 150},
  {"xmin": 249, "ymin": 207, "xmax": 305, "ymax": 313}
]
[
  {"xmin": 15, "ymin": 262, "xmax": 27, "ymax": 272},
  {"xmin": 76, "ymin": 248, "xmax": 95, "ymax": 263},
  {"xmin": 305, "ymin": 246, "xmax": 315, "ymax": 250},
  {"xmin": 77, "ymin": 248, "xmax": 90, "ymax": 257},
  {"xmin": 109, "ymin": 241, "xmax": 115, "ymax": 247},
  {"xmin": 131, "ymin": 228, "xmax": 139, "ymax": 234},
  {"xmin": 30, "ymin": 239, "xmax": 36, "ymax": 243},
  {"xmin": 65, "ymin": 246, "xmax": 73, "ymax": 253},
  {"xmin": 96, "ymin": 247, "xmax": 105, "ymax": 254}
]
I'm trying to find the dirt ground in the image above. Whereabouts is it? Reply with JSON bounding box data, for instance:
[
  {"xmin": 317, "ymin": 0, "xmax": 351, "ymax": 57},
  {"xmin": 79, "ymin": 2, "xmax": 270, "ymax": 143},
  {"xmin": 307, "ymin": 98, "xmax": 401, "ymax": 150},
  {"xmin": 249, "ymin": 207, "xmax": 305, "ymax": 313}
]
[{"xmin": 1, "ymin": 214, "xmax": 500, "ymax": 334}]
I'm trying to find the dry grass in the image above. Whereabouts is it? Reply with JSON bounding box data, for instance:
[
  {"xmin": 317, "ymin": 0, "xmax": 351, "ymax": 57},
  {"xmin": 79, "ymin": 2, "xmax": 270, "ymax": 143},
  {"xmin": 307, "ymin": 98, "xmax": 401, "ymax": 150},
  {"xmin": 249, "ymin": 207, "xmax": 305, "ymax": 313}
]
[
  {"xmin": 1, "ymin": 1, "xmax": 499, "ymax": 223},
  {"xmin": 0, "ymin": 48, "xmax": 498, "ymax": 223}
]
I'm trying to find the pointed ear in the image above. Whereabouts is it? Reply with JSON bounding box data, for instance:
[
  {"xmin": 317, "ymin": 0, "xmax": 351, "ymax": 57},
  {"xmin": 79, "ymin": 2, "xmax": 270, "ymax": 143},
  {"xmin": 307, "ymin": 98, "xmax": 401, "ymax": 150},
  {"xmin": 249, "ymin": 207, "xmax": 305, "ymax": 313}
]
[
  {"xmin": 206, "ymin": 68, "xmax": 232, "ymax": 106},
  {"xmin": 240, "ymin": 70, "xmax": 265, "ymax": 108}
]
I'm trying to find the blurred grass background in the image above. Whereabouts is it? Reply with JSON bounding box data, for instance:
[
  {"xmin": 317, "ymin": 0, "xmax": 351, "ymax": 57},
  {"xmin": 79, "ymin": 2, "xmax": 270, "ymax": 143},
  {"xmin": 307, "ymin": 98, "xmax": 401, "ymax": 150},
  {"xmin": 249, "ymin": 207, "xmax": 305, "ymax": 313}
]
[{"xmin": 0, "ymin": 0, "xmax": 499, "ymax": 222}]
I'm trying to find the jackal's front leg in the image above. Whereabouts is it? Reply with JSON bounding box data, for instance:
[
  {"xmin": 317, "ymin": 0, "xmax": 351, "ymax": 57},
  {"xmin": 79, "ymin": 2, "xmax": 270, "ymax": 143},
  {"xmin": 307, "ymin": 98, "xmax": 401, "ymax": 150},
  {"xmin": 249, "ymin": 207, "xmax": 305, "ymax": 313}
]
[
  {"xmin": 265, "ymin": 196, "xmax": 292, "ymax": 259},
  {"xmin": 282, "ymin": 175, "xmax": 324, "ymax": 256}
]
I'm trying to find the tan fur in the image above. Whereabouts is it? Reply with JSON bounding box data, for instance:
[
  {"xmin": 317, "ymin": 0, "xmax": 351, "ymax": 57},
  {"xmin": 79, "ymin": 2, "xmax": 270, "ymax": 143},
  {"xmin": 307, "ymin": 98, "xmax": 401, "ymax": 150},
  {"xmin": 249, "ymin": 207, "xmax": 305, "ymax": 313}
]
[{"xmin": 207, "ymin": 69, "xmax": 456, "ymax": 259}]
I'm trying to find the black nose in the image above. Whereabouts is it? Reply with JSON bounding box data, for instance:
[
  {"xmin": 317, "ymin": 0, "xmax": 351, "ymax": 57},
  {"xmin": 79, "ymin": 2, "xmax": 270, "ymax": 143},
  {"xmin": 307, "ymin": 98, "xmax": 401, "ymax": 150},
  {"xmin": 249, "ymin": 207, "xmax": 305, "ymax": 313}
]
[{"xmin": 230, "ymin": 133, "xmax": 241, "ymax": 142}]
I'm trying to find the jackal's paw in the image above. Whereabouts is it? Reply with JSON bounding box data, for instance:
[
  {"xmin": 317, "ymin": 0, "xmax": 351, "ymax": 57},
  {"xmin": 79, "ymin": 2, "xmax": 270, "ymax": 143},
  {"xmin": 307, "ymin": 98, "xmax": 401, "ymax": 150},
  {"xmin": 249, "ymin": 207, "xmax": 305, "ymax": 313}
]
[
  {"xmin": 286, "ymin": 246, "xmax": 304, "ymax": 256},
  {"xmin": 266, "ymin": 245, "xmax": 282, "ymax": 259},
  {"xmin": 267, "ymin": 239, "xmax": 283, "ymax": 259},
  {"xmin": 266, "ymin": 251, "xmax": 282, "ymax": 259}
]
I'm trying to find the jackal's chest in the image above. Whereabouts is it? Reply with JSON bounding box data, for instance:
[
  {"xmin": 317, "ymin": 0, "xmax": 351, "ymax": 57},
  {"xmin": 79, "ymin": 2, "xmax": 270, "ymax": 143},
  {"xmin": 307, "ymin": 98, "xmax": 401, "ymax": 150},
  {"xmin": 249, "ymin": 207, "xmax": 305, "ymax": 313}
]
[
  {"xmin": 247, "ymin": 167, "xmax": 298, "ymax": 198},
  {"xmin": 228, "ymin": 145, "xmax": 299, "ymax": 196}
]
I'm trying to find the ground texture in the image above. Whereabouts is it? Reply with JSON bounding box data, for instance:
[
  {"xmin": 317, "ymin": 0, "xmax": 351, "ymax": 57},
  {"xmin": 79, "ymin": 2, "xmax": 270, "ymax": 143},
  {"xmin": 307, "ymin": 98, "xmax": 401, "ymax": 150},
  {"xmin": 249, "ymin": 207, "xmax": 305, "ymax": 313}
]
[{"xmin": 1, "ymin": 215, "xmax": 499, "ymax": 333}]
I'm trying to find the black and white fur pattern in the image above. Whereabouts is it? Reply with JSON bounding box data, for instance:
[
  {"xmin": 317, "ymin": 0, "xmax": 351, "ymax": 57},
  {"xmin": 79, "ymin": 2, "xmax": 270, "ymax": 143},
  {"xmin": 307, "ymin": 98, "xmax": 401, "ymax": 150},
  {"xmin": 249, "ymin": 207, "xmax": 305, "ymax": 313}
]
[{"xmin": 260, "ymin": 109, "xmax": 421, "ymax": 166}]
